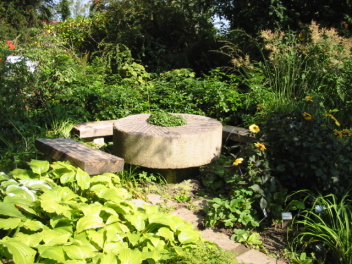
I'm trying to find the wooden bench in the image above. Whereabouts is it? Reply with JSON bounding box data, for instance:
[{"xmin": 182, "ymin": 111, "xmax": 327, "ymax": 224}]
[
  {"xmin": 72, "ymin": 120, "xmax": 255, "ymax": 144},
  {"xmin": 35, "ymin": 138, "xmax": 124, "ymax": 175}
]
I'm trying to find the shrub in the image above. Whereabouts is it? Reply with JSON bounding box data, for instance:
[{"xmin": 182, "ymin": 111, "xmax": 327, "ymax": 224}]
[{"xmin": 263, "ymin": 110, "xmax": 352, "ymax": 195}]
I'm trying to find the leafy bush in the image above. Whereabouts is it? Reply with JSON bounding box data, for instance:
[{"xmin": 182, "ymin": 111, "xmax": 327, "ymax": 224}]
[
  {"xmin": 0, "ymin": 160, "xmax": 227, "ymax": 263},
  {"xmin": 263, "ymin": 110, "xmax": 352, "ymax": 195}
]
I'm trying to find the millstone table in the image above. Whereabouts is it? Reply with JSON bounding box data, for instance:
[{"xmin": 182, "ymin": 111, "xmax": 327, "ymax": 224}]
[{"xmin": 113, "ymin": 113, "xmax": 222, "ymax": 182}]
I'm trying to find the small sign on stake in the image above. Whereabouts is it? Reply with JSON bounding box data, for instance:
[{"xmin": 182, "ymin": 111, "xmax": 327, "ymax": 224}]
[{"xmin": 281, "ymin": 212, "xmax": 292, "ymax": 228}]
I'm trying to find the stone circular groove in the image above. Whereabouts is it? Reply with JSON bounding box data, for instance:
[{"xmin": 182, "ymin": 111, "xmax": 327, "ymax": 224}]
[{"xmin": 113, "ymin": 113, "xmax": 222, "ymax": 169}]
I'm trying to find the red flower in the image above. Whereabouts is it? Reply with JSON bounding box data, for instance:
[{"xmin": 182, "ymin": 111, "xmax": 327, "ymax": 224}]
[{"xmin": 6, "ymin": 40, "xmax": 16, "ymax": 50}]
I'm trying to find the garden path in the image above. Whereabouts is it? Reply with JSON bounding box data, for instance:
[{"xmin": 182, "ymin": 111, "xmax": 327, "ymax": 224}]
[{"xmin": 146, "ymin": 192, "xmax": 287, "ymax": 264}]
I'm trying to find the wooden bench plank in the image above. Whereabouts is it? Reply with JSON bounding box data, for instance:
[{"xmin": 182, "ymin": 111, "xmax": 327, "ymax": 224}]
[
  {"xmin": 72, "ymin": 121, "xmax": 255, "ymax": 143},
  {"xmin": 35, "ymin": 138, "xmax": 124, "ymax": 175},
  {"xmin": 72, "ymin": 120, "xmax": 117, "ymax": 138},
  {"xmin": 222, "ymin": 125, "xmax": 256, "ymax": 143}
]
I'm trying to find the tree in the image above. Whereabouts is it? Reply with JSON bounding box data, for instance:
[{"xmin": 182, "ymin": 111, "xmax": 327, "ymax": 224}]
[
  {"xmin": 0, "ymin": 0, "xmax": 54, "ymax": 39},
  {"xmin": 88, "ymin": 0, "xmax": 221, "ymax": 73},
  {"xmin": 214, "ymin": 0, "xmax": 352, "ymax": 35}
]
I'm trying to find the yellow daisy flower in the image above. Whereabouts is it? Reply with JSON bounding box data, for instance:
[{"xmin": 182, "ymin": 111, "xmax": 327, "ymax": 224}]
[
  {"xmin": 254, "ymin": 142, "xmax": 266, "ymax": 151},
  {"xmin": 303, "ymin": 112, "xmax": 312, "ymax": 120},
  {"xmin": 249, "ymin": 124, "xmax": 260, "ymax": 133},
  {"xmin": 233, "ymin": 158, "xmax": 244, "ymax": 166},
  {"xmin": 305, "ymin": 96, "xmax": 313, "ymax": 102}
]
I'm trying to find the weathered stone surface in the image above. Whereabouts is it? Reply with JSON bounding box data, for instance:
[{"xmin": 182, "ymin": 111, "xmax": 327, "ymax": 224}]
[
  {"xmin": 113, "ymin": 114, "xmax": 222, "ymax": 169},
  {"xmin": 222, "ymin": 125, "xmax": 256, "ymax": 143},
  {"xmin": 72, "ymin": 120, "xmax": 117, "ymax": 138},
  {"xmin": 35, "ymin": 138, "xmax": 124, "ymax": 175}
]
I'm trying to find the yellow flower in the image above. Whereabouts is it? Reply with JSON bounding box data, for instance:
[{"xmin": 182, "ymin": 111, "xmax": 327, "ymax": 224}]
[
  {"xmin": 305, "ymin": 96, "xmax": 313, "ymax": 102},
  {"xmin": 325, "ymin": 113, "xmax": 341, "ymax": 126},
  {"xmin": 249, "ymin": 124, "xmax": 260, "ymax": 133},
  {"xmin": 254, "ymin": 142, "xmax": 266, "ymax": 151},
  {"xmin": 333, "ymin": 129, "xmax": 343, "ymax": 139},
  {"xmin": 233, "ymin": 158, "xmax": 244, "ymax": 166},
  {"xmin": 257, "ymin": 104, "xmax": 264, "ymax": 110},
  {"xmin": 303, "ymin": 112, "xmax": 312, "ymax": 120}
]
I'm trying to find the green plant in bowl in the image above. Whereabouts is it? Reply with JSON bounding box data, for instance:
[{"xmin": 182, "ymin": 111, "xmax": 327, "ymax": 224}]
[{"xmin": 147, "ymin": 111, "xmax": 187, "ymax": 127}]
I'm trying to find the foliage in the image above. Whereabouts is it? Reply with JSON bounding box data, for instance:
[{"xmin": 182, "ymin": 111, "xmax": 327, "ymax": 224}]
[
  {"xmin": 262, "ymin": 109, "xmax": 352, "ymax": 195},
  {"xmin": 86, "ymin": 0, "xmax": 219, "ymax": 73},
  {"xmin": 0, "ymin": 160, "xmax": 223, "ymax": 263},
  {"xmin": 215, "ymin": 0, "xmax": 352, "ymax": 35},
  {"xmin": 0, "ymin": 0, "xmax": 54, "ymax": 40},
  {"xmin": 147, "ymin": 112, "xmax": 187, "ymax": 127},
  {"xmin": 288, "ymin": 190, "xmax": 352, "ymax": 264},
  {"xmin": 204, "ymin": 188, "xmax": 260, "ymax": 230},
  {"xmin": 201, "ymin": 124, "xmax": 286, "ymax": 220}
]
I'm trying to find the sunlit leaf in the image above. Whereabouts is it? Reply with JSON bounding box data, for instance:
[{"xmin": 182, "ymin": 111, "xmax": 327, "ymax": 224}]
[
  {"xmin": 156, "ymin": 227, "xmax": 174, "ymax": 241},
  {"xmin": 100, "ymin": 253, "xmax": 118, "ymax": 264},
  {"xmin": 177, "ymin": 230, "xmax": 200, "ymax": 244},
  {"xmin": 0, "ymin": 218, "xmax": 21, "ymax": 229},
  {"xmin": 28, "ymin": 160, "xmax": 50, "ymax": 175},
  {"xmin": 41, "ymin": 229, "xmax": 72, "ymax": 246},
  {"xmin": 76, "ymin": 169, "xmax": 90, "ymax": 190},
  {"xmin": 63, "ymin": 245, "xmax": 96, "ymax": 260},
  {"xmin": 0, "ymin": 202, "xmax": 25, "ymax": 218},
  {"xmin": 118, "ymin": 248, "xmax": 144, "ymax": 264},
  {"xmin": 6, "ymin": 185, "xmax": 36, "ymax": 201},
  {"xmin": 76, "ymin": 215, "xmax": 105, "ymax": 233},
  {"xmin": 14, "ymin": 232, "xmax": 43, "ymax": 247},
  {"xmin": 38, "ymin": 245, "xmax": 66, "ymax": 262},
  {"xmin": 0, "ymin": 239, "xmax": 36, "ymax": 264},
  {"xmin": 124, "ymin": 213, "xmax": 146, "ymax": 231}
]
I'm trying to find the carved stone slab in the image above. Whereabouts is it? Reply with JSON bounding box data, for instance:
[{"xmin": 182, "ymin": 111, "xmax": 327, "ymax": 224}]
[
  {"xmin": 35, "ymin": 138, "xmax": 124, "ymax": 175},
  {"xmin": 113, "ymin": 114, "xmax": 223, "ymax": 169}
]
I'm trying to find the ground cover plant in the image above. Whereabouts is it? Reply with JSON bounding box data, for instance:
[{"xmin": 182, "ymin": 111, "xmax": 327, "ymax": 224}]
[{"xmin": 0, "ymin": 160, "xmax": 236, "ymax": 264}]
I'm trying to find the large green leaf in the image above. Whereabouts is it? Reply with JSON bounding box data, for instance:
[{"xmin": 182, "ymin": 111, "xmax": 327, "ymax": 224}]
[
  {"xmin": 6, "ymin": 185, "xmax": 36, "ymax": 201},
  {"xmin": 0, "ymin": 202, "xmax": 25, "ymax": 218},
  {"xmin": 76, "ymin": 215, "xmax": 105, "ymax": 233},
  {"xmin": 0, "ymin": 239, "xmax": 36, "ymax": 264},
  {"xmin": 0, "ymin": 218, "xmax": 21, "ymax": 230},
  {"xmin": 63, "ymin": 245, "xmax": 96, "ymax": 260},
  {"xmin": 9, "ymin": 169, "xmax": 33, "ymax": 180},
  {"xmin": 100, "ymin": 253, "xmax": 118, "ymax": 264},
  {"xmin": 38, "ymin": 245, "xmax": 66, "ymax": 262},
  {"xmin": 118, "ymin": 248, "xmax": 144, "ymax": 264},
  {"xmin": 20, "ymin": 179, "xmax": 52, "ymax": 191},
  {"xmin": 41, "ymin": 229, "xmax": 72, "ymax": 246},
  {"xmin": 156, "ymin": 227, "xmax": 175, "ymax": 241},
  {"xmin": 90, "ymin": 185, "xmax": 130, "ymax": 202},
  {"xmin": 124, "ymin": 213, "xmax": 146, "ymax": 231},
  {"xmin": 60, "ymin": 171, "xmax": 76, "ymax": 184},
  {"xmin": 80, "ymin": 203, "xmax": 103, "ymax": 217},
  {"xmin": 14, "ymin": 232, "xmax": 43, "ymax": 247},
  {"xmin": 28, "ymin": 160, "xmax": 50, "ymax": 175},
  {"xmin": 177, "ymin": 230, "xmax": 200, "ymax": 244},
  {"xmin": 22, "ymin": 219, "xmax": 45, "ymax": 231},
  {"xmin": 3, "ymin": 196, "xmax": 38, "ymax": 216},
  {"xmin": 75, "ymin": 169, "xmax": 90, "ymax": 190}
]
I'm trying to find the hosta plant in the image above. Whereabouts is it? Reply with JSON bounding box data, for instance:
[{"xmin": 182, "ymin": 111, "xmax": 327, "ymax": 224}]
[{"xmin": 0, "ymin": 160, "xmax": 226, "ymax": 264}]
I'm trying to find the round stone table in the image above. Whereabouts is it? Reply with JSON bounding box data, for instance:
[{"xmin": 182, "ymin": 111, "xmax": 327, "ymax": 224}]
[{"xmin": 113, "ymin": 114, "xmax": 222, "ymax": 174}]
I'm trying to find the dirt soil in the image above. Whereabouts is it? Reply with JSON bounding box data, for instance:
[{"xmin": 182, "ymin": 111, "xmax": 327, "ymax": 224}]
[{"xmin": 141, "ymin": 179, "xmax": 289, "ymax": 263}]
